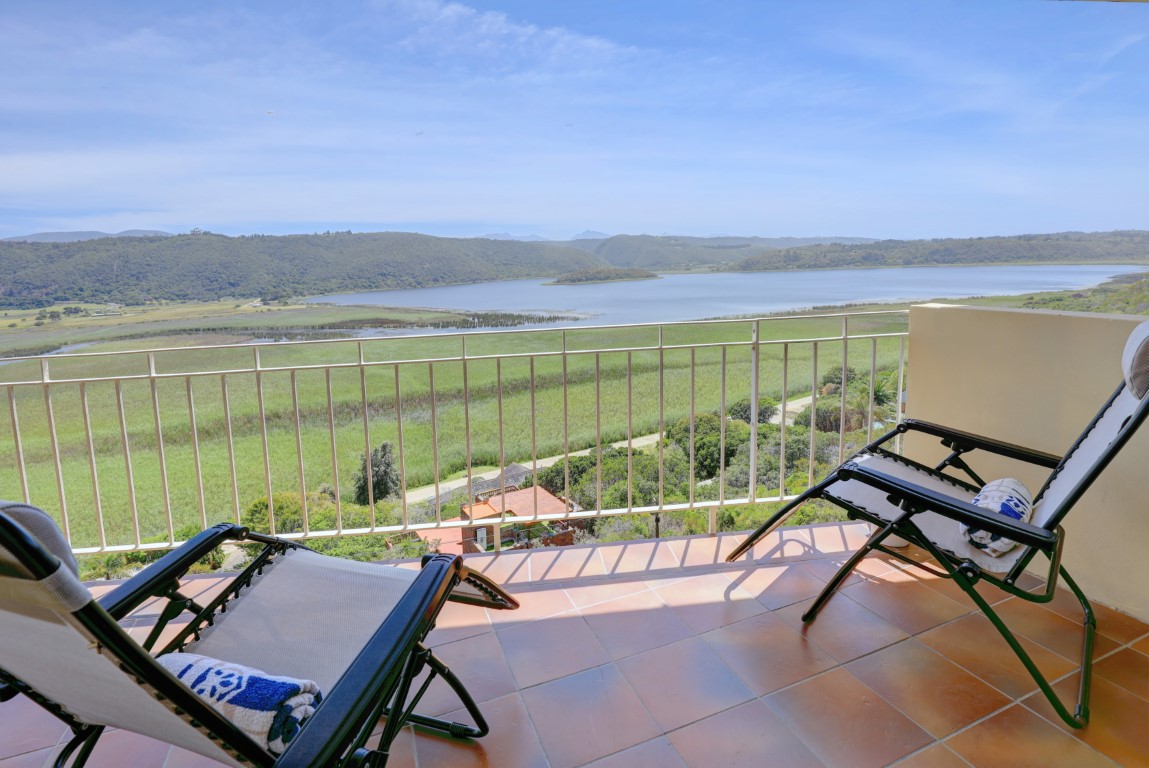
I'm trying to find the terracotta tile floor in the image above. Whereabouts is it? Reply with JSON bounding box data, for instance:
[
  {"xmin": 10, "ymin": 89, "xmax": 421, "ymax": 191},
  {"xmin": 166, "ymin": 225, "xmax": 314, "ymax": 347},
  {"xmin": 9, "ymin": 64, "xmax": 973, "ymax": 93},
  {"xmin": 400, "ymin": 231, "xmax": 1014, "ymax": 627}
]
[{"xmin": 4, "ymin": 522, "xmax": 1148, "ymax": 767}]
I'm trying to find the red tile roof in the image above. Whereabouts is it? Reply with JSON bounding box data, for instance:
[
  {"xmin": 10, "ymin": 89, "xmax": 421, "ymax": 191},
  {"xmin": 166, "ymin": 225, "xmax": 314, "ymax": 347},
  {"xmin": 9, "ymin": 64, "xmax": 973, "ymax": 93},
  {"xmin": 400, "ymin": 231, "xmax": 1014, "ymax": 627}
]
[{"xmin": 463, "ymin": 487, "xmax": 569, "ymax": 521}]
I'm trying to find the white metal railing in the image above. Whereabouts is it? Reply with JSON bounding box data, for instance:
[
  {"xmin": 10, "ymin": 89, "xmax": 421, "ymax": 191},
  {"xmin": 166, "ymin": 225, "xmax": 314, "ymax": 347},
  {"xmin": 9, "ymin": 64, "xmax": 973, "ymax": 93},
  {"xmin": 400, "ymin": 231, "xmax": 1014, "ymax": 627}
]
[{"xmin": 0, "ymin": 311, "xmax": 909, "ymax": 554}]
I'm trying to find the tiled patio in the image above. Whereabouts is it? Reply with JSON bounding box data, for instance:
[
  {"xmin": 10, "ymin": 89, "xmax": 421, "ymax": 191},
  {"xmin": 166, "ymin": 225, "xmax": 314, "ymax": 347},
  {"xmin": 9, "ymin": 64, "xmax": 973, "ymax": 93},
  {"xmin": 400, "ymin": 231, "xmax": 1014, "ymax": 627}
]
[{"xmin": 3, "ymin": 522, "xmax": 1147, "ymax": 767}]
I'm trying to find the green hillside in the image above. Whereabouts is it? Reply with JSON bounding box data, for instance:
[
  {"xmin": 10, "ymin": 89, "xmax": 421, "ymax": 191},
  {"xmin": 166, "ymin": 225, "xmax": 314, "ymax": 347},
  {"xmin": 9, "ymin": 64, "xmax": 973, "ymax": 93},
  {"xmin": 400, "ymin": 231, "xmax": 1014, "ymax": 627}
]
[
  {"xmin": 0, "ymin": 231, "xmax": 604, "ymax": 308},
  {"xmin": 583, "ymin": 234, "xmax": 876, "ymax": 269},
  {"xmin": 6, "ymin": 228, "xmax": 1148, "ymax": 310},
  {"xmin": 732, "ymin": 230, "xmax": 1149, "ymax": 272},
  {"xmin": 1018, "ymin": 271, "xmax": 1149, "ymax": 314}
]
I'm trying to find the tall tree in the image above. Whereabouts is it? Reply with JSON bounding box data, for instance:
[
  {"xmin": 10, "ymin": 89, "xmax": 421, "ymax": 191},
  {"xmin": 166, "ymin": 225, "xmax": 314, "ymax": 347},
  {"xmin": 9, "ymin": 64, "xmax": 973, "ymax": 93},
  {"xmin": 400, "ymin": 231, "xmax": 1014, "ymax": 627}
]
[{"xmin": 353, "ymin": 441, "xmax": 401, "ymax": 506}]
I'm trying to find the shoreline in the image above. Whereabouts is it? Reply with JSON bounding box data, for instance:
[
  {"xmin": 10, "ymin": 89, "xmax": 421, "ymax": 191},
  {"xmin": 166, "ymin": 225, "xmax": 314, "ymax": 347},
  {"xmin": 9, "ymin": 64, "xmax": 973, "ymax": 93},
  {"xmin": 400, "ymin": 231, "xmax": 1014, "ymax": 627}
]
[{"xmin": 4, "ymin": 264, "xmax": 1145, "ymax": 358}]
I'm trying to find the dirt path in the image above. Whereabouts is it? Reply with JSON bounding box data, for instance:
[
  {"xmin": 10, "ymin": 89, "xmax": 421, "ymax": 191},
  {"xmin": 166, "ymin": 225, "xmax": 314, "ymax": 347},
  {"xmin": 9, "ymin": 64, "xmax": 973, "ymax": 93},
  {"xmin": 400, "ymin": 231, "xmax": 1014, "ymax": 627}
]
[{"xmin": 403, "ymin": 395, "xmax": 811, "ymax": 503}]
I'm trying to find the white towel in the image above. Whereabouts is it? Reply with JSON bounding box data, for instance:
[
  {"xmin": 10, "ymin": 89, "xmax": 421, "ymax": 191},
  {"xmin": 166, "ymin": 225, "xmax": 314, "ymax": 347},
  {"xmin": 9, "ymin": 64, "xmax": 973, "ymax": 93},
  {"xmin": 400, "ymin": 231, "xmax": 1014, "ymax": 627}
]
[
  {"xmin": 158, "ymin": 652, "xmax": 322, "ymax": 755},
  {"xmin": 960, "ymin": 477, "xmax": 1033, "ymax": 557}
]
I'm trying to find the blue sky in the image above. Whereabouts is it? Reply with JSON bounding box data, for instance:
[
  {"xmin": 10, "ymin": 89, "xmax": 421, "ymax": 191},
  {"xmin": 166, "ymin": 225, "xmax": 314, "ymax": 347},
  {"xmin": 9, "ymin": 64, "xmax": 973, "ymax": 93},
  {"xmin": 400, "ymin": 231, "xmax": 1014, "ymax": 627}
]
[{"xmin": 1, "ymin": 0, "xmax": 1146, "ymax": 240}]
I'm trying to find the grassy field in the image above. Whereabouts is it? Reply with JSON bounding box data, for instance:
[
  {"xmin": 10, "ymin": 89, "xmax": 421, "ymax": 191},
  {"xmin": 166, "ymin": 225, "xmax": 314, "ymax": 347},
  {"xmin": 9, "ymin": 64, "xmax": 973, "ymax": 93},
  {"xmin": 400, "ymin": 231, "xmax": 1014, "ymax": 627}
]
[
  {"xmin": 0, "ymin": 310, "xmax": 909, "ymax": 550},
  {"xmin": 0, "ymin": 300, "xmax": 534, "ymax": 358}
]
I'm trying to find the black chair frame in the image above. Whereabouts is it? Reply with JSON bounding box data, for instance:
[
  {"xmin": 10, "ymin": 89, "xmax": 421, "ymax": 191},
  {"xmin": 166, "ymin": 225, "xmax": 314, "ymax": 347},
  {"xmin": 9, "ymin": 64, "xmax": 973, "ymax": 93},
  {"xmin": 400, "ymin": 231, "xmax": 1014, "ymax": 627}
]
[
  {"xmin": 0, "ymin": 517, "xmax": 518, "ymax": 767},
  {"xmin": 727, "ymin": 382, "xmax": 1149, "ymax": 729}
]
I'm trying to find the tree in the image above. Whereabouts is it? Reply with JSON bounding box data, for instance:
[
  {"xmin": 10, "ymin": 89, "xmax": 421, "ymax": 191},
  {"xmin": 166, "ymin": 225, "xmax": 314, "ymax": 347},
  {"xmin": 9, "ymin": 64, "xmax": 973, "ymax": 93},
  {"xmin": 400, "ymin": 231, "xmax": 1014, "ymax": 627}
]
[
  {"xmin": 726, "ymin": 397, "xmax": 778, "ymax": 424},
  {"xmin": 353, "ymin": 441, "xmax": 401, "ymax": 506},
  {"xmin": 794, "ymin": 399, "xmax": 845, "ymax": 432},
  {"xmin": 820, "ymin": 365, "xmax": 860, "ymax": 389}
]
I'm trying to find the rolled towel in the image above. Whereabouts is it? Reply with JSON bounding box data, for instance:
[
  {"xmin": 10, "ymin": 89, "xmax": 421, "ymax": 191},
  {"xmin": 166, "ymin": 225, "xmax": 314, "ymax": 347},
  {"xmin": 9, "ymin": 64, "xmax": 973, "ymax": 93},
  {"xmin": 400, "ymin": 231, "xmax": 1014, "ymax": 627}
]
[
  {"xmin": 960, "ymin": 477, "xmax": 1033, "ymax": 557},
  {"xmin": 157, "ymin": 652, "xmax": 322, "ymax": 755}
]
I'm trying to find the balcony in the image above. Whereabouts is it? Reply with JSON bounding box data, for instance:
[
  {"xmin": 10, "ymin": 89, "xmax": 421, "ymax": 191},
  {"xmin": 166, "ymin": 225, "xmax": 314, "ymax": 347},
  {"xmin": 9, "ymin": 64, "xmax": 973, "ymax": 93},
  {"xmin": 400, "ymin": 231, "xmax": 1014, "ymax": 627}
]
[
  {"xmin": 4, "ymin": 524, "xmax": 1147, "ymax": 767},
  {"xmin": 2, "ymin": 305, "xmax": 1149, "ymax": 766}
]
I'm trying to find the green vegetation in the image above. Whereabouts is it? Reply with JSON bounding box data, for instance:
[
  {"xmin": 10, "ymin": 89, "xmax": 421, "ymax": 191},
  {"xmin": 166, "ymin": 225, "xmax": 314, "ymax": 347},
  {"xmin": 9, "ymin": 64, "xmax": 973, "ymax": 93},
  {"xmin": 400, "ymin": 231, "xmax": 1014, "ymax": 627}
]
[
  {"xmin": 352, "ymin": 441, "xmax": 401, "ymax": 506},
  {"xmin": 570, "ymin": 234, "xmax": 877, "ymax": 269},
  {"xmin": 239, "ymin": 492, "xmax": 429, "ymax": 564},
  {"xmin": 528, "ymin": 391, "xmax": 883, "ymax": 545},
  {"xmin": 0, "ymin": 231, "xmax": 604, "ymax": 307},
  {"xmin": 4, "ymin": 228, "xmax": 1146, "ymax": 310},
  {"xmin": 1014, "ymin": 271, "xmax": 1149, "ymax": 314},
  {"xmin": 0, "ymin": 312, "xmax": 909, "ymax": 559},
  {"xmin": 733, "ymin": 230, "xmax": 1149, "ymax": 272},
  {"xmin": 726, "ymin": 397, "xmax": 778, "ymax": 424},
  {"xmin": 0, "ymin": 299, "xmax": 580, "ymax": 358},
  {"xmin": 549, "ymin": 267, "xmax": 658, "ymax": 284}
]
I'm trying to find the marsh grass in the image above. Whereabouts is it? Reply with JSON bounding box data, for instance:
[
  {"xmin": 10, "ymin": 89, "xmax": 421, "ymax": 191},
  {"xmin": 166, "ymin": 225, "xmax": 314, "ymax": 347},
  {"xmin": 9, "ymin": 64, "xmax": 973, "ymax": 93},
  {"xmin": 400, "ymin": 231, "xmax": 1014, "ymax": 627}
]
[{"xmin": 0, "ymin": 313, "xmax": 907, "ymax": 549}]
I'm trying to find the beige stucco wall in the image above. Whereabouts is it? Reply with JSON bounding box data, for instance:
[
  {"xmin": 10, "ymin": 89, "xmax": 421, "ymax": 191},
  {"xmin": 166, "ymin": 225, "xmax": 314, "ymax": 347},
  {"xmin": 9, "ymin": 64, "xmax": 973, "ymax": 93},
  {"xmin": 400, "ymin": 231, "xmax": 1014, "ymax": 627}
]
[{"xmin": 906, "ymin": 303, "xmax": 1148, "ymax": 622}]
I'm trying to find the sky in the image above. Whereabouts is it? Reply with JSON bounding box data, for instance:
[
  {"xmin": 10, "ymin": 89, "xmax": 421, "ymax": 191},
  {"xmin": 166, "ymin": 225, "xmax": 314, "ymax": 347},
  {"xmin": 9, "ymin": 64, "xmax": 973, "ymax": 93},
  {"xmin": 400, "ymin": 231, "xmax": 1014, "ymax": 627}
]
[{"xmin": 1, "ymin": 0, "xmax": 1147, "ymax": 241}]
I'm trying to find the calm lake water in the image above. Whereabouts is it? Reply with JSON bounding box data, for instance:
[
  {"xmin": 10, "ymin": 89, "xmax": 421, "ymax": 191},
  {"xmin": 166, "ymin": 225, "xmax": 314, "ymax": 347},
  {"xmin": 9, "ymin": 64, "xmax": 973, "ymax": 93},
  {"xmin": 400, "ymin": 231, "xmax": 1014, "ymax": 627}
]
[{"xmin": 307, "ymin": 264, "xmax": 1144, "ymax": 331}]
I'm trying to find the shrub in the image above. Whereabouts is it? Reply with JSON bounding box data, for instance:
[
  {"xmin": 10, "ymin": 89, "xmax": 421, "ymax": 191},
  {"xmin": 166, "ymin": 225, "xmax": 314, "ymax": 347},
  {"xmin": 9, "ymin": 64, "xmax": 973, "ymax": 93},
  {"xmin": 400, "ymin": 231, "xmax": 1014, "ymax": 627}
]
[
  {"xmin": 820, "ymin": 365, "xmax": 861, "ymax": 388},
  {"xmin": 76, "ymin": 523, "xmax": 222, "ymax": 581},
  {"xmin": 240, "ymin": 492, "xmax": 421, "ymax": 563},
  {"xmin": 352, "ymin": 441, "xmax": 401, "ymax": 506},
  {"xmin": 726, "ymin": 398, "xmax": 778, "ymax": 424}
]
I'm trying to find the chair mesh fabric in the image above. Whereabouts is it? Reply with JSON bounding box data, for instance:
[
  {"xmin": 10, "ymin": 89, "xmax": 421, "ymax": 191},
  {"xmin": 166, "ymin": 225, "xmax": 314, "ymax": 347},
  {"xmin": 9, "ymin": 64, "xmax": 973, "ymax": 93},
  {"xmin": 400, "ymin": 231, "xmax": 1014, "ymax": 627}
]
[
  {"xmin": 1122, "ymin": 321, "xmax": 1149, "ymax": 399},
  {"xmin": 0, "ymin": 573, "xmax": 244, "ymax": 767},
  {"xmin": 0, "ymin": 501, "xmax": 79, "ymax": 577},
  {"xmin": 826, "ymin": 453, "xmax": 1027, "ymax": 574},
  {"xmin": 189, "ymin": 549, "xmax": 421, "ymax": 692},
  {"xmin": 1031, "ymin": 386, "xmax": 1139, "ymax": 528}
]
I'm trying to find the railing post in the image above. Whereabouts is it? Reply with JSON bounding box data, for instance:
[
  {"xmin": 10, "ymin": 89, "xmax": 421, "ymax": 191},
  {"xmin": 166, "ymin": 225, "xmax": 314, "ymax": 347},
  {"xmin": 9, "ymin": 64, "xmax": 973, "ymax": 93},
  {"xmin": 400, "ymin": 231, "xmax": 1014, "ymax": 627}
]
[
  {"xmin": 839, "ymin": 315, "xmax": 849, "ymax": 463},
  {"xmin": 708, "ymin": 505, "xmax": 718, "ymax": 536},
  {"xmin": 748, "ymin": 321, "xmax": 760, "ymax": 501},
  {"xmin": 359, "ymin": 342, "xmax": 376, "ymax": 527},
  {"xmin": 148, "ymin": 351, "xmax": 175, "ymax": 544}
]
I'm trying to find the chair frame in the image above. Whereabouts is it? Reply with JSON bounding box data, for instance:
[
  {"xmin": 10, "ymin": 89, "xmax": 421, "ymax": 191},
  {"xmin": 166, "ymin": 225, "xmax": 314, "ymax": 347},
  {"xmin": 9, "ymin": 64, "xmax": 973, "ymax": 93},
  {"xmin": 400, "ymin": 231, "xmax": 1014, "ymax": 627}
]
[
  {"xmin": 0, "ymin": 518, "xmax": 518, "ymax": 767},
  {"xmin": 727, "ymin": 379, "xmax": 1149, "ymax": 730}
]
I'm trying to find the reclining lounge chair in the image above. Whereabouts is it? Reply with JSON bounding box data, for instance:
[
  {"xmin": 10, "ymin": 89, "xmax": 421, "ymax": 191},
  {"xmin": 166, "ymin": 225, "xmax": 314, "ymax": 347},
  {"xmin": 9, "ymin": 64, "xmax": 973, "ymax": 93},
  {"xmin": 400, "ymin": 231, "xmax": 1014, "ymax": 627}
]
[
  {"xmin": 726, "ymin": 320, "xmax": 1149, "ymax": 729},
  {"xmin": 0, "ymin": 504, "xmax": 518, "ymax": 767}
]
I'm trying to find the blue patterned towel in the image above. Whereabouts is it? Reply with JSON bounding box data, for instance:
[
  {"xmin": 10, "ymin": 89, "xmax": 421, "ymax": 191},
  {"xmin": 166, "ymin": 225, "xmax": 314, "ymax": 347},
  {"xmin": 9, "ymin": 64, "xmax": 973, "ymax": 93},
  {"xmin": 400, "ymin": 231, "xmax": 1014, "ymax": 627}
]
[
  {"xmin": 960, "ymin": 477, "xmax": 1033, "ymax": 557},
  {"xmin": 158, "ymin": 652, "xmax": 322, "ymax": 755}
]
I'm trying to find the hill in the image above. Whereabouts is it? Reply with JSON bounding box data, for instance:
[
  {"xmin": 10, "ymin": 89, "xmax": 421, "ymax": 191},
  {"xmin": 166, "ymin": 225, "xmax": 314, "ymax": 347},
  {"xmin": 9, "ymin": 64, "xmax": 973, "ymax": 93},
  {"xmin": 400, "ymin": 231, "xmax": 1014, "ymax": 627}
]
[
  {"xmin": 564, "ymin": 234, "xmax": 878, "ymax": 267},
  {"xmin": 731, "ymin": 230, "xmax": 1149, "ymax": 272},
  {"xmin": 0, "ymin": 231, "xmax": 603, "ymax": 308},
  {"xmin": 3, "ymin": 229, "xmax": 173, "ymax": 243},
  {"xmin": 6, "ymin": 228, "xmax": 1147, "ymax": 310}
]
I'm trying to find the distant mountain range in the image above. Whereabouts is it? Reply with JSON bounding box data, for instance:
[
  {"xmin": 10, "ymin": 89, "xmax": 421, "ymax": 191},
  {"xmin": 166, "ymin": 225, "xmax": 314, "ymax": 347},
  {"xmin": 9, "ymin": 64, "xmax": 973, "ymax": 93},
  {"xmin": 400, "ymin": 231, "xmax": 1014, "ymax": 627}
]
[
  {"xmin": 2, "ymin": 229, "xmax": 1146, "ymax": 308},
  {"xmin": 479, "ymin": 230, "xmax": 614, "ymax": 241},
  {"xmin": 3, "ymin": 230, "xmax": 173, "ymax": 243},
  {"xmin": 479, "ymin": 232, "xmax": 549, "ymax": 241}
]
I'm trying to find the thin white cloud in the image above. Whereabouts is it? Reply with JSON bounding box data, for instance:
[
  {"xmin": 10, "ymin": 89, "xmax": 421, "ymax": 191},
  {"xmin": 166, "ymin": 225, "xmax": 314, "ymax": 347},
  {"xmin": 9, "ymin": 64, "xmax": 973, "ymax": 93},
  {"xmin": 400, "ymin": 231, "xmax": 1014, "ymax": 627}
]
[
  {"xmin": 1098, "ymin": 33, "xmax": 1145, "ymax": 65},
  {"xmin": 376, "ymin": 0, "xmax": 630, "ymax": 68}
]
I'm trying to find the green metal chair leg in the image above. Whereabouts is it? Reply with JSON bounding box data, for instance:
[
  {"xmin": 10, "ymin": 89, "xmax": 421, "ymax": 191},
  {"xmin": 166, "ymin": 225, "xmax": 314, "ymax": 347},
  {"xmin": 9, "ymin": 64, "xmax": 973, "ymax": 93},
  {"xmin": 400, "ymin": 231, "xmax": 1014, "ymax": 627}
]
[
  {"xmin": 948, "ymin": 560, "xmax": 1093, "ymax": 729},
  {"xmin": 802, "ymin": 519, "xmax": 904, "ymax": 623},
  {"xmin": 726, "ymin": 480, "xmax": 833, "ymax": 562}
]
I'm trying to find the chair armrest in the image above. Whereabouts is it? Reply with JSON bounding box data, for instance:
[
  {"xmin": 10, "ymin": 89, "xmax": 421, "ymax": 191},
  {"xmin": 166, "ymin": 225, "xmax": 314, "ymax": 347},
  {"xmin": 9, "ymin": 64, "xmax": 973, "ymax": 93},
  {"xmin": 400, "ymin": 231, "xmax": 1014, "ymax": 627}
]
[
  {"xmin": 840, "ymin": 462, "xmax": 1058, "ymax": 550},
  {"xmin": 901, "ymin": 419, "xmax": 1062, "ymax": 468},
  {"xmin": 274, "ymin": 555, "xmax": 463, "ymax": 768},
  {"xmin": 98, "ymin": 524, "xmax": 248, "ymax": 621}
]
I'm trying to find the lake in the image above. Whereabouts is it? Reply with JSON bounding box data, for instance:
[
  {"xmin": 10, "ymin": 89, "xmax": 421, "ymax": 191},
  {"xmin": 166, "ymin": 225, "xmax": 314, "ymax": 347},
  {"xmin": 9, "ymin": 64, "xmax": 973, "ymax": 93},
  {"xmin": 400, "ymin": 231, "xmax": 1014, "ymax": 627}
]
[{"xmin": 306, "ymin": 264, "xmax": 1145, "ymax": 331}]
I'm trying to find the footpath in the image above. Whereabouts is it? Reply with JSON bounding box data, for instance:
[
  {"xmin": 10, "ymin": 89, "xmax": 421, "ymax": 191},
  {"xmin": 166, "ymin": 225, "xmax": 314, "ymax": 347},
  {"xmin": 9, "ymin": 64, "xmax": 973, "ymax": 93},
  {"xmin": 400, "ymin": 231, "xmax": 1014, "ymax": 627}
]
[{"xmin": 401, "ymin": 394, "xmax": 814, "ymax": 503}]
